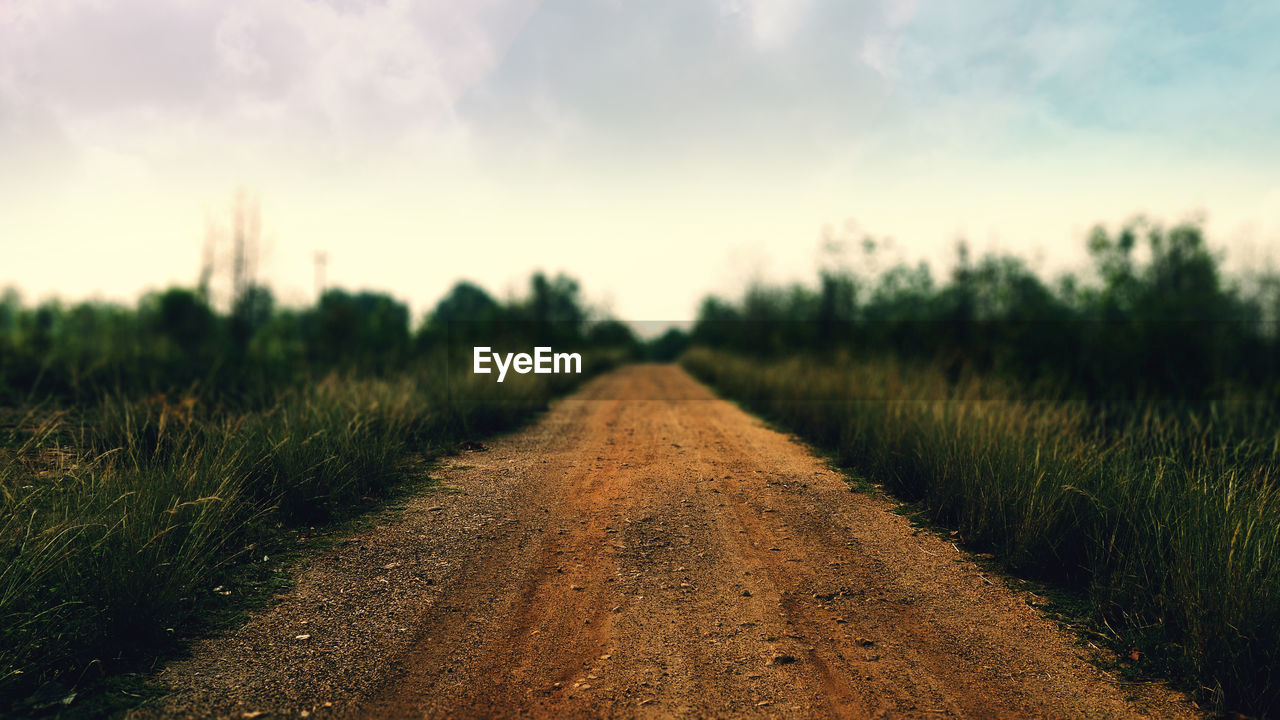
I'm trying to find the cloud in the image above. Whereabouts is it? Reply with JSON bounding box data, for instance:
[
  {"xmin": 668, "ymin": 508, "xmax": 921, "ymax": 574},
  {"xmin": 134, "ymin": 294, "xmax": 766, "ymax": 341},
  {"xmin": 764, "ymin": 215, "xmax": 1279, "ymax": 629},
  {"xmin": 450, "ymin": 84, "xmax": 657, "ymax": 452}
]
[
  {"xmin": 0, "ymin": 0, "xmax": 939, "ymax": 187},
  {"xmin": 4, "ymin": 2, "xmax": 1274, "ymax": 202},
  {"xmin": 883, "ymin": 0, "xmax": 917, "ymax": 29},
  {"xmin": 739, "ymin": 0, "xmax": 815, "ymax": 50},
  {"xmin": 0, "ymin": 0, "xmax": 541, "ymax": 182},
  {"xmin": 456, "ymin": 0, "xmax": 908, "ymax": 176}
]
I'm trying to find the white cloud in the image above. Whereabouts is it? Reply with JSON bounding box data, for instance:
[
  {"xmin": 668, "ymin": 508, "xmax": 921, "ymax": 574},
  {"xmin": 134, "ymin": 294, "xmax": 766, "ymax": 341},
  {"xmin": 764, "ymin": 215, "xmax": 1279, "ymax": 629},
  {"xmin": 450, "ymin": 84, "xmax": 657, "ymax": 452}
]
[
  {"xmin": 741, "ymin": 0, "xmax": 814, "ymax": 49},
  {"xmin": 883, "ymin": 0, "xmax": 917, "ymax": 29},
  {"xmin": 0, "ymin": 0, "xmax": 540, "ymax": 177},
  {"xmin": 859, "ymin": 34, "xmax": 894, "ymax": 77}
]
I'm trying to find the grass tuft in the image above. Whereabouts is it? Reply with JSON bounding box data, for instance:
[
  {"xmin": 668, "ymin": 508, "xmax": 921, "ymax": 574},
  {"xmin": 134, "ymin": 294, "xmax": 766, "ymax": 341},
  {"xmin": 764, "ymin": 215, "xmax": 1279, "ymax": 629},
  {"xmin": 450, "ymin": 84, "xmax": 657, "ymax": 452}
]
[
  {"xmin": 684, "ymin": 347, "xmax": 1280, "ymax": 715},
  {"xmin": 0, "ymin": 356, "xmax": 617, "ymax": 715}
]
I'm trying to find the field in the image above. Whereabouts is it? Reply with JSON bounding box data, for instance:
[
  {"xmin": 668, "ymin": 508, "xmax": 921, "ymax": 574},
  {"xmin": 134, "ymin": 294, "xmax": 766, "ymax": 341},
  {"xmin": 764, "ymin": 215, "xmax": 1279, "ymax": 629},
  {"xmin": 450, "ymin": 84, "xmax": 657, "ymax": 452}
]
[
  {"xmin": 676, "ymin": 220, "xmax": 1280, "ymax": 716},
  {"xmin": 3, "ymin": 221, "xmax": 1280, "ymax": 718},
  {"xmin": 683, "ymin": 348, "xmax": 1280, "ymax": 713},
  {"xmin": 0, "ymin": 274, "xmax": 630, "ymax": 716}
]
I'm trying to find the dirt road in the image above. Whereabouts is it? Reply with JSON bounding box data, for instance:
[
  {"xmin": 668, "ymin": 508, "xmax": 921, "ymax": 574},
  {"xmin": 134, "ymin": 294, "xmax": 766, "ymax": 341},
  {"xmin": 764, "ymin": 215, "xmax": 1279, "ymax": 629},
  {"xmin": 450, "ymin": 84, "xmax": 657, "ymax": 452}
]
[{"xmin": 145, "ymin": 364, "xmax": 1197, "ymax": 719}]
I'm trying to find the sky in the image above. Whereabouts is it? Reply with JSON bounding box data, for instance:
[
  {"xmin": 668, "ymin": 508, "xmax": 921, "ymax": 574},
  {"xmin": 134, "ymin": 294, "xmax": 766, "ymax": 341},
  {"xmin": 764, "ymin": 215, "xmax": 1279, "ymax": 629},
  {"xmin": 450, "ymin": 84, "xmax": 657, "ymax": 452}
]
[{"xmin": 2, "ymin": 0, "xmax": 1279, "ymax": 324}]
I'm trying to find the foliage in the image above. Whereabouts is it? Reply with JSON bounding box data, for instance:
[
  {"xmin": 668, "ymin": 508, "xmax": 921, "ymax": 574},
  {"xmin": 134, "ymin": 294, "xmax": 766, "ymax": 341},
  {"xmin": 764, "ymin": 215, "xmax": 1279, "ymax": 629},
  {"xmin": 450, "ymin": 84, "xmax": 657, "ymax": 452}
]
[
  {"xmin": 0, "ymin": 273, "xmax": 638, "ymax": 403},
  {"xmin": 684, "ymin": 218, "xmax": 1280, "ymax": 714},
  {"xmin": 684, "ymin": 349, "xmax": 1280, "ymax": 715},
  {"xmin": 691, "ymin": 219, "xmax": 1280, "ymax": 403},
  {"xmin": 646, "ymin": 328, "xmax": 690, "ymax": 362},
  {"xmin": 0, "ymin": 272, "xmax": 635, "ymax": 715}
]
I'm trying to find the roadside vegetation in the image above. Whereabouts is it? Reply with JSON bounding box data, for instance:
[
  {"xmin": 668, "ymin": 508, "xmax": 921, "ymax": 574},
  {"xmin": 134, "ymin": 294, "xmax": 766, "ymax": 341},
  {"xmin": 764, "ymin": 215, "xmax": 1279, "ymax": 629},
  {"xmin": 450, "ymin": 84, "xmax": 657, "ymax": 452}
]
[
  {"xmin": 0, "ymin": 268, "xmax": 636, "ymax": 716},
  {"xmin": 684, "ymin": 218, "xmax": 1280, "ymax": 716}
]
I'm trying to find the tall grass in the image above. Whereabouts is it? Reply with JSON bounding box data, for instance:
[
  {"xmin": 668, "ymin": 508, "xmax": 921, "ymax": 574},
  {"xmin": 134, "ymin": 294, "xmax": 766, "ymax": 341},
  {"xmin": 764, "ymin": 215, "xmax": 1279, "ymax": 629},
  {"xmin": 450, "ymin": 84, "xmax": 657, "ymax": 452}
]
[
  {"xmin": 0, "ymin": 358, "xmax": 606, "ymax": 712},
  {"xmin": 683, "ymin": 347, "xmax": 1280, "ymax": 715}
]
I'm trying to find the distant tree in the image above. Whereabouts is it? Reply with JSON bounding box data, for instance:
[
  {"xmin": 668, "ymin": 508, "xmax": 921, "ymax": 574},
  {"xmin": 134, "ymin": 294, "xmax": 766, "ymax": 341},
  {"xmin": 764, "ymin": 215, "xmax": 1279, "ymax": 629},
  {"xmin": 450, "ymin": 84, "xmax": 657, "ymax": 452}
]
[
  {"xmin": 0, "ymin": 288, "xmax": 19, "ymax": 343},
  {"xmin": 308, "ymin": 289, "xmax": 410, "ymax": 369},
  {"xmin": 689, "ymin": 217, "xmax": 1280, "ymax": 404},
  {"xmin": 230, "ymin": 284, "xmax": 274, "ymax": 352},
  {"xmin": 421, "ymin": 281, "xmax": 504, "ymax": 349},
  {"xmin": 691, "ymin": 297, "xmax": 743, "ymax": 350},
  {"xmin": 586, "ymin": 320, "xmax": 640, "ymax": 353},
  {"xmin": 524, "ymin": 272, "xmax": 585, "ymax": 343},
  {"xmin": 148, "ymin": 288, "xmax": 216, "ymax": 354},
  {"xmin": 816, "ymin": 271, "xmax": 857, "ymax": 349},
  {"xmin": 647, "ymin": 328, "xmax": 690, "ymax": 362}
]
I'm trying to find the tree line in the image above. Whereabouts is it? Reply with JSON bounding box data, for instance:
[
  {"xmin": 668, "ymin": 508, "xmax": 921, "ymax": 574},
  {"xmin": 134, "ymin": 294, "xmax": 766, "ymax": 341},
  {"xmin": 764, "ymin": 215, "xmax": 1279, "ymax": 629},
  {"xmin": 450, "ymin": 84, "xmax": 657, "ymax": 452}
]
[
  {"xmin": 692, "ymin": 219, "xmax": 1280, "ymax": 403},
  {"xmin": 0, "ymin": 272, "xmax": 642, "ymax": 403}
]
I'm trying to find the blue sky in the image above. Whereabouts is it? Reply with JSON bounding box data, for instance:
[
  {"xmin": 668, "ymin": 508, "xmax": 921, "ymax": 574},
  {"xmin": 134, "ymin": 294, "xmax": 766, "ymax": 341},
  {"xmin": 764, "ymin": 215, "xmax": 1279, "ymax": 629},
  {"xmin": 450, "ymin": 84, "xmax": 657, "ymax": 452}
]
[
  {"xmin": 2, "ymin": 0, "xmax": 1278, "ymax": 321},
  {"xmin": 894, "ymin": 2, "xmax": 1277, "ymax": 146}
]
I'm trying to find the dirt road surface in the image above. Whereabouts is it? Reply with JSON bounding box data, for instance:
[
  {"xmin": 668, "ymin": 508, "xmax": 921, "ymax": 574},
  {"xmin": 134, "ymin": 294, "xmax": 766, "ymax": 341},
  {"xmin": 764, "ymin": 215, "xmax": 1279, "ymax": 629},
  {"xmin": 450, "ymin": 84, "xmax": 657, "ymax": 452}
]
[{"xmin": 143, "ymin": 364, "xmax": 1198, "ymax": 719}]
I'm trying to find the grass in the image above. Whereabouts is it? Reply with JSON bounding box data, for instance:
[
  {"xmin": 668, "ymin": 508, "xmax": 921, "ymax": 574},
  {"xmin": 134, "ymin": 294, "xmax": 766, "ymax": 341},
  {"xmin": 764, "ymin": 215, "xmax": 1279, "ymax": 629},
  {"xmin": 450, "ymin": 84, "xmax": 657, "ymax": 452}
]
[
  {"xmin": 682, "ymin": 347, "xmax": 1280, "ymax": 716},
  {"xmin": 0, "ymin": 354, "xmax": 616, "ymax": 717}
]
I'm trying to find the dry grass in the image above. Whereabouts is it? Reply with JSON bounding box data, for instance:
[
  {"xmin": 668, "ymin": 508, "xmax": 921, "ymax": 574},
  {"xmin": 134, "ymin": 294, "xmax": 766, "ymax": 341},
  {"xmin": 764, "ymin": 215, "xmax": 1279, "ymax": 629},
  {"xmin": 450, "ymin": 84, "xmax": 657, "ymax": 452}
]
[
  {"xmin": 0, "ymin": 357, "xmax": 611, "ymax": 712},
  {"xmin": 684, "ymin": 347, "xmax": 1280, "ymax": 715}
]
